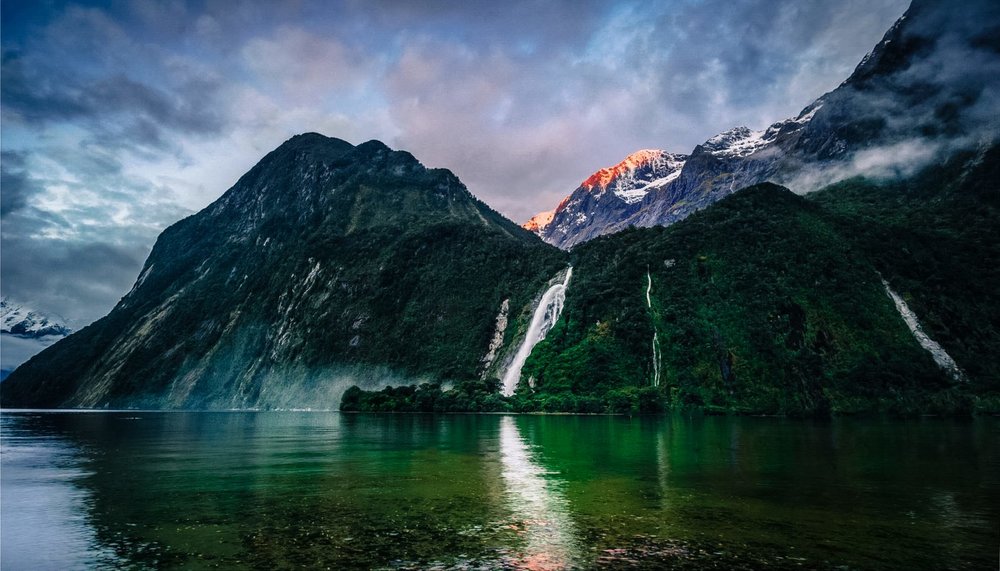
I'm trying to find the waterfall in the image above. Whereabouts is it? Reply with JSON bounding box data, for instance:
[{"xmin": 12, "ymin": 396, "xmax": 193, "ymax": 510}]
[
  {"xmin": 882, "ymin": 279, "xmax": 967, "ymax": 382},
  {"xmin": 645, "ymin": 270, "xmax": 653, "ymax": 307},
  {"xmin": 501, "ymin": 267, "xmax": 573, "ymax": 396},
  {"xmin": 647, "ymin": 271, "xmax": 661, "ymax": 386},
  {"xmin": 652, "ymin": 333, "xmax": 661, "ymax": 386}
]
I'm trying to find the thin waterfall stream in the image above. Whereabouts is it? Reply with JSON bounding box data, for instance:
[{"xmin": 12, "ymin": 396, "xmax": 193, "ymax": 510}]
[
  {"xmin": 882, "ymin": 279, "xmax": 966, "ymax": 382},
  {"xmin": 646, "ymin": 270, "xmax": 661, "ymax": 386},
  {"xmin": 501, "ymin": 267, "xmax": 573, "ymax": 396}
]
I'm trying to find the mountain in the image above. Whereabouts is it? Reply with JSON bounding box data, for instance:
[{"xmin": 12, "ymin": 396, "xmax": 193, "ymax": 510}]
[
  {"xmin": 808, "ymin": 143, "xmax": 1000, "ymax": 397},
  {"xmin": 5, "ymin": 0, "xmax": 996, "ymax": 415},
  {"xmin": 529, "ymin": 0, "xmax": 1000, "ymax": 249},
  {"xmin": 527, "ymin": 149, "xmax": 687, "ymax": 248},
  {"xmin": 1, "ymin": 134, "xmax": 566, "ymax": 408},
  {"xmin": 1, "ymin": 298, "xmax": 71, "ymax": 338},
  {"xmin": 516, "ymin": 183, "xmax": 962, "ymax": 416},
  {"xmin": 344, "ymin": 171, "xmax": 998, "ymax": 416},
  {"xmin": 0, "ymin": 298, "xmax": 72, "ymax": 380}
]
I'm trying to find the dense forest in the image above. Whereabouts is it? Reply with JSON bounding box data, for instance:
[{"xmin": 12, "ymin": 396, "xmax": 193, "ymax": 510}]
[{"xmin": 345, "ymin": 150, "xmax": 1000, "ymax": 417}]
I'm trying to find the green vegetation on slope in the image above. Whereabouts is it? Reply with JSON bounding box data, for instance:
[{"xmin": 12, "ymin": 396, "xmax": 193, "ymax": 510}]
[
  {"xmin": 524, "ymin": 183, "xmax": 968, "ymax": 416},
  {"xmin": 808, "ymin": 145, "xmax": 1000, "ymax": 401},
  {"xmin": 346, "ymin": 176, "xmax": 995, "ymax": 417}
]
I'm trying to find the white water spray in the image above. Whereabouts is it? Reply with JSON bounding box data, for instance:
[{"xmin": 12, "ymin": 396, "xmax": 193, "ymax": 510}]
[
  {"xmin": 651, "ymin": 333, "xmax": 661, "ymax": 387},
  {"xmin": 645, "ymin": 270, "xmax": 653, "ymax": 307},
  {"xmin": 646, "ymin": 271, "xmax": 661, "ymax": 386},
  {"xmin": 501, "ymin": 267, "xmax": 573, "ymax": 396},
  {"xmin": 882, "ymin": 279, "xmax": 966, "ymax": 382}
]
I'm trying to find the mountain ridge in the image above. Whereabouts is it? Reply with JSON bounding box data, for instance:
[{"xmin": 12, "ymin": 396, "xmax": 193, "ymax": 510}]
[
  {"xmin": 1, "ymin": 134, "xmax": 566, "ymax": 408},
  {"xmin": 528, "ymin": 0, "xmax": 999, "ymax": 249}
]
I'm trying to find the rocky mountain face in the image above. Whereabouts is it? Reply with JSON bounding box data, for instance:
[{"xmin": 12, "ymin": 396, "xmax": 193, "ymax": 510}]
[
  {"xmin": 1, "ymin": 134, "xmax": 565, "ymax": 408},
  {"xmin": 529, "ymin": 150, "xmax": 686, "ymax": 248},
  {"xmin": 529, "ymin": 0, "xmax": 1000, "ymax": 249}
]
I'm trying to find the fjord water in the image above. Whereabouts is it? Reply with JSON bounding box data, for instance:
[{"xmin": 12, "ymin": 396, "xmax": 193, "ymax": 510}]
[{"xmin": 1, "ymin": 412, "xmax": 996, "ymax": 570}]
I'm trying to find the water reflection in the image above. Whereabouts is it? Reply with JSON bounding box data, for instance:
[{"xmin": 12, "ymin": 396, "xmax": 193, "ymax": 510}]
[
  {"xmin": 498, "ymin": 415, "xmax": 581, "ymax": 570},
  {"xmin": 1, "ymin": 412, "xmax": 996, "ymax": 569},
  {"xmin": 656, "ymin": 428, "xmax": 670, "ymax": 508},
  {"xmin": 0, "ymin": 413, "xmax": 120, "ymax": 569}
]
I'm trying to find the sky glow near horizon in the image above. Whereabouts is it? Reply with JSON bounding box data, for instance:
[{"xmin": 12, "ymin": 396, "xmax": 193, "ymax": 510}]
[{"xmin": 1, "ymin": 0, "xmax": 910, "ymax": 325}]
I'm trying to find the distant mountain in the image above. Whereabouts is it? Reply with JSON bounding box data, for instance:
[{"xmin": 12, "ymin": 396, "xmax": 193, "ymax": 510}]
[
  {"xmin": 0, "ymin": 298, "xmax": 71, "ymax": 380},
  {"xmin": 528, "ymin": 0, "xmax": 1000, "ymax": 249},
  {"xmin": 1, "ymin": 134, "xmax": 565, "ymax": 408},
  {"xmin": 1, "ymin": 298, "xmax": 71, "ymax": 338},
  {"xmin": 527, "ymin": 150, "xmax": 686, "ymax": 248}
]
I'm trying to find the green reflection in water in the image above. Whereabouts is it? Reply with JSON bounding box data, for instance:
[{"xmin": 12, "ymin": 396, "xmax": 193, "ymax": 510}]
[{"xmin": 1, "ymin": 412, "xmax": 997, "ymax": 569}]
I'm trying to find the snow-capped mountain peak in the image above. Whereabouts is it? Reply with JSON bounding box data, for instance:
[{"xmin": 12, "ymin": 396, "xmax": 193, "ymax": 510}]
[
  {"xmin": 522, "ymin": 149, "xmax": 688, "ymax": 241},
  {"xmin": 703, "ymin": 126, "xmax": 768, "ymax": 158},
  {"xmin": 702, "ymin": 104, "xmax": 822, "ymax": 160},
  {"xmin": 0, "ymin": 298, "xmax": 72, "ymax": 338},
  {"xmin": 582, "ymin": 149, "xmax": 664, "ymax": 189},
  {"xmin": 580, "ymin": 149, "xmax": 687, "ymax": 204},
  {"xmin": 523, "ymin": 209, "xmax": 556, "ymax": 233}
]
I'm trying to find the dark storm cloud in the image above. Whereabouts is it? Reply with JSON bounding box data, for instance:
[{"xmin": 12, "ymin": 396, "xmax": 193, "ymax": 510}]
[
  {"xmin": 2, "ymin": 50, "xmax": 228, "ymax": 153},
  {"xmin": 0, "ymin": 151, "xmax": 41, "ymax": 217},
  {"xmin": 0, "ymin": 233, "xmax": 150, "ymax": 326}
]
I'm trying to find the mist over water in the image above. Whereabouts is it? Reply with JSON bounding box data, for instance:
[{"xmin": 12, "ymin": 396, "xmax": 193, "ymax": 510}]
[{"xmin": 1, "ymin": 411, "xmax": 997, "ymax": 569}]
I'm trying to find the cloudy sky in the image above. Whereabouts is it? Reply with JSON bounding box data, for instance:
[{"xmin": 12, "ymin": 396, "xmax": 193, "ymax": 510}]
[{"xmin": 1, "ymin": 0, "xmax": 910, "ymax": 327}]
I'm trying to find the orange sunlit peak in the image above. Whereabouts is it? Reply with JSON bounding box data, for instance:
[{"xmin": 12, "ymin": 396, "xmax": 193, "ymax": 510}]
[
  {"xmin": 522, "ymin": 208, "xmax": 556, "ymax": 232},
  {"xmin": 581, "ymin": 149, "xmax": 664, "ymax": 189}
]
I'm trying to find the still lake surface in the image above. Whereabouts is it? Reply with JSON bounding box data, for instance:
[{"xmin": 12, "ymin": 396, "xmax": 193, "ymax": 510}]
[{"xmin": 1, "ymin": 411, "xmax": 996, "ymax": 570}]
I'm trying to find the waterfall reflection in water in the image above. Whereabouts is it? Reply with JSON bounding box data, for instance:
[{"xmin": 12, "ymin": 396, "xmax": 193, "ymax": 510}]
[{"xmin": 498, "ymin": 416, "xmax": 581, "ymax": 570}]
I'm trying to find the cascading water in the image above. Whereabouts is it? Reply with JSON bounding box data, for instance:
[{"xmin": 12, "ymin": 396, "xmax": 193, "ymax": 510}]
[
  {"xmin": 501, "ymin": 267, "xmax": 573, "ymax": 396},
  {"xmin": 646, "ymin": 271, "xmax": 661, "ymax": 387},
  {"xmin": 882, "ymin": 279, "xmax": 967, "ymax": 382}
]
